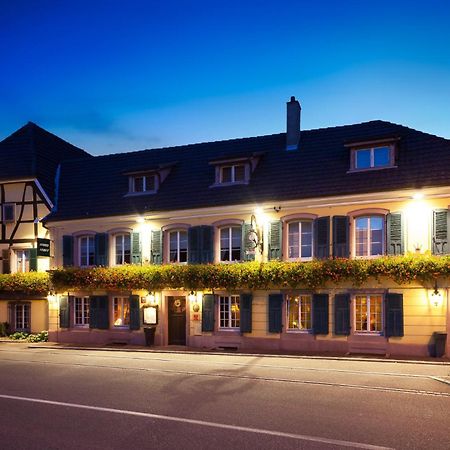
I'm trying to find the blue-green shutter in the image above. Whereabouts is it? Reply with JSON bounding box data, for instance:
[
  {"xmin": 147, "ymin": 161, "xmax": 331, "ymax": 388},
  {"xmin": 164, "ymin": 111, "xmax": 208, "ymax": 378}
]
[
  {"xmin": 241, "ymin": 223, "xmax": 256, "ymax": 261},
  {"xmin": 334, "ymin": 294, "xmax": 350, "ymax": 335},
  {"xmin": 94, "ymin": 233, "xmax": 109, "ymax": 266},
  {"xmin": 268, "ymin": 294, "xmax": 283, "ymax": 333},
  {"xmin": 200, "ymin": 226, "xmax": 214, "ymax": 263},
  {"xmin": 29, "ymin": 248, "xmax": 38, "ymax": 271},
  {"xmin": 332, "ymin": 216, "xmax": 349, "ymax": 258},
  {"xmin": 314, "ymin": 216, "xmax": 330, "ymax": 259},
  {"xmin": 240, "ymin": 293, "xmax": 252, "ymax": 333},
  {"xmin": 385, "ymin": 293, "xmax": 404, "ymax": 337},
  {"xmin": 62, "ymin": 235, "xmax": 74, "ymax": 267},
  {"xmin": 432, "ymin": 209, "xmax": 450, "ymax": 255},
  {"xmin": 89, "ymin": 296, "xmax": 98, "ymax": 329},
  {"xmin": 59, "ymin": 295, "xmax": 70, "ymax": 328},
  {"xmin": 89, "ymin": 296, "xmax": 109, "ymax": 329},
  {"xmin": 188, "ymin": 226, "xmax": 200, "ymax": 264},
  {"xmin": 268, "ymin": 221, "xmax": 282, "ymax": 260},
  {"xmin": 313, "ymin": 293, "xmax": 329, "ymax": 335},
  {"xmin": 129, "ymin": 295, "xmax": 141, "ymax": 330},
  {"xmin": 2, "ymin": 249, "xmax": 10, "ymax": 274},
  {"xmin": 151, "ymin": 230, "xmax": 163, "ymax": 264},
  {"xmin": 387, "ymin": 213, "xmax": 404, "ymax": 256},
  {"xmin": 202, "ymin": 294, "xmax": 215, "ymax": 332},
  {"xmin": 131, "ymin": 232, "xmax": 142, "ymax": 264}
]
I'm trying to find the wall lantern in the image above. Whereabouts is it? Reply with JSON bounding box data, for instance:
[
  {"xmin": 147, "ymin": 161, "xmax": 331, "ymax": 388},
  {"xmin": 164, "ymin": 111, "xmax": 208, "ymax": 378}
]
[
  {"xmin": 147, "ymin": 291, "xmax": 158, "ymax": 306},
  {"xmin": 247, "ymin": 212, "xmax": 264, "ymax": 255},
  {"xmin": 188, "ymin": 290, "xmax": 197, "ymax": 303},
  {"xmin": 429, "ymin": 280, "xmax": 443, "ymax": 307}
]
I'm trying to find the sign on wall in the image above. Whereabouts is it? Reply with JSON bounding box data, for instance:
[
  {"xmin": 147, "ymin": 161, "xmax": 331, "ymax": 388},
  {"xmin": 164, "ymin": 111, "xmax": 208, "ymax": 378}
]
[
  {"xmin": 37, "ymin": 238, "xmax": 51, "ymax": 257},
  {"xmin": 143, "ymin": 306, "xmax": 158, "ymax": 325}
]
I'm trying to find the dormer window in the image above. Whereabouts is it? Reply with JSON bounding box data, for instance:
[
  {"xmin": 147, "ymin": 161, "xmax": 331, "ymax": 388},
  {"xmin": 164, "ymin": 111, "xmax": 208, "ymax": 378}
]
[
  {"xmin": 132, "ymin": 174, "xmax": 156, "ymax": 193},
  {"xmin": 220, "ymin": 164, "xmax": 246, "ymax": 184},
  {"xmin": 124, "ymin": 163, "xmax": 176, "ymax": 196},
  {"xmin": 347, "ymin": 139, "xmax": 398, "ymax": 172},
  {"xmin": 210, "ymin": 152, "xmax": 263, "ymax": 187}
]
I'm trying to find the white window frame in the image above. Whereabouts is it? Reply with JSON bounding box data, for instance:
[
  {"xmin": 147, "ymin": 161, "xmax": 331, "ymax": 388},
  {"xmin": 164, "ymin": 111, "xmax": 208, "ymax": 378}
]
[
  {"xmin": 113, "ymin": 297, "xmax": 130, "ymax": 328},
  {"xmin": 168, "ymin": 230, "xmax": 188, "ymax": 264},
  {"xmin": 219, "ymin": 295, "xmax": 240, "ymax": 329},
  {"xmin": 14, "ymin": 249, "xmax": 31, "ymax": 273},
  {"xmin": 286, "ymin": 294, "xmax": 313, "ymax": 332},
  {"xmin": 354, "ymin": 215, "xmax": 385, "ymax": 258},
  {"xmin": 287, "ymin": 220, "xmax": 313, "ymax": 261},
  {"xmin": 74, "ymin": 296, "xmax": 90, "ymax": 327},
  {"xmin": 354, "ymin": 294, "xmax": 383, "ymax": 334},
  {"xmin": 219, "ymin": 226, "xmax": 242, "ymax": 262},
  {"xmin": 114, "ymin": 233, "xmax": 131, "ymax": 265},
  {"xmin": 352, "ymin": 145, "xmax": 394, "ymax": 171},
  {"xmin": 78, "ymin": 235, "xmax": 95, "ymax": 267},
  {"xmin": 14, "ymin": 303, "xmax": 30, "ymax": 331},
  {"xmin": 131, "ymin": 174, "xmax": 158, "ymax": 194},
  {"xmin": 219, "ymin": 164, "xmax": 246, "ymax": 184}
]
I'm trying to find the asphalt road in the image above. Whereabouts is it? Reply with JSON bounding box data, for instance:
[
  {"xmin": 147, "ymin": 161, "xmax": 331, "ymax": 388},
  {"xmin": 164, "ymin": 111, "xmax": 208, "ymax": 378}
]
[{"xmin": 0, "ymin": 344, "xmax": 449, "ymax": 449}]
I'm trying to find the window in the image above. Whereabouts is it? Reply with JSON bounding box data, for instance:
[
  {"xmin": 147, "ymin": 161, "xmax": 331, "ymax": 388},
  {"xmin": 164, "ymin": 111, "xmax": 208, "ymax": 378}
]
[
  {"xmin": 287, "ymin": 295, "xmax": 312, "ymax": 331},
  {"xmin": 169, "ymin": 230, "xmax": 188, "ymax": 263},
  {"xmin": 14, "ymin": 303, "xmax": 30, "ymax": 332},
  {"xmin": 219, "ymin": 164, "xmax": 246, "ymax": 184},
  {"xmin": 354, "ymin": 146, "xmax": 393, "ymax": 170},
  {"xmin": 115, "ymin": 234, "xmax": 131, "ymax": 265},
  {"xmin": 74, "ymin": 297, "xmax": 90, "ymax": 326},
  {"xmin": 355, "ymin": 216, "xmax": 384, "ymax": 257},
  {"xmin": 288, "ymin": 221, "xmax": 313, "ymax": 260},
  {"xmin": 79, "ymin": 236, "xmax": 95, "ymax": 266},
  {"xmin": 15, "ymin": 250, "xmax": 30, "ymax": 273},
  {"xmin": 113, "ymin": 297, "xmax": 130, "ymax": 327},
  {"xmin": 355, "ymin": 295, "xmax": 382, "ymax": 333},
  {"xmin": 219, "ymin": 295, "xmax": 240, "ymax": 328},
  {"xmin": 2, "ymin": 204, "xmax": 15, "ymax": 223},
  {"xmin": 132, "ymin": 174, "xmax": 156, "ymax": 193},
  {"xmin": 220, "ymin": 226, "xmax": 242, "ymax": 261}
]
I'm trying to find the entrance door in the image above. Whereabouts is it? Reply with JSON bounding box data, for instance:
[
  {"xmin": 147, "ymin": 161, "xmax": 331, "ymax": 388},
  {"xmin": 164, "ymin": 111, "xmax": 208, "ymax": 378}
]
[{"xmin": 168, "ymin": 296, "xmax": 186, "ymax": 345}]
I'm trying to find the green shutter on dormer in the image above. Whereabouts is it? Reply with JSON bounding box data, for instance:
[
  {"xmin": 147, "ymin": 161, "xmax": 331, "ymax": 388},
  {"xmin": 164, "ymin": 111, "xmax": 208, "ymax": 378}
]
[
  {"xmin": 151, "ymin": 230, "xmax": 163, "ymax": 264},
  {"xmin": 432, "ymin": 209, "xmax": 450, "ymax": 255},
  {"xmin": 387, "ymin": 213, "xmax": 404, "ymax": 256},
  {"xmin": 131, "ymin": 232, "xmax": 142, "ymax": 264},
  {"xmin": 268, "ymin": 221, "xmax": 282, "ymax": 260},
  {"xmin": 241, "ymin": 223, "xmax": 255, "ymax": 261}
]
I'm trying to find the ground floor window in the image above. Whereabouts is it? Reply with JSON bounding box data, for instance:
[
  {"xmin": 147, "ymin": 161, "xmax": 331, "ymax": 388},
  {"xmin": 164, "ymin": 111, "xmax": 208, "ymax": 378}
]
[
  {"xmin": 15, "ymin": 249, "xmax": 30, "ymax": 273},
  {"xmin": 286, "ymin": 294, "xmax": 312, "ymax": 330},
  {"xmin": 355, "ymin": 295, "xmax": 382, "ymax": 333},
  {"xmin": 13, "ymin": 303, "xmax": 30, "ymax": 332},
  {"xmin": 74, "ymin": 297, "xmax": 90, "ymax": 326},
  {"xmin": 219, "ymin": 295, "xmax": 240, "ymax": 329},
  {"xmin": 113, "ymin": 297, "xmax": 130, "ymax": 327}
]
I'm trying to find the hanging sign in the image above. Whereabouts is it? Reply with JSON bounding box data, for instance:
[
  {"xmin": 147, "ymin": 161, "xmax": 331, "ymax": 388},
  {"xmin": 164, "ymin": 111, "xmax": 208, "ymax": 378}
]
[{"xmin": 37, "ymin": 238, "xmax": 51, "ymax": 257}]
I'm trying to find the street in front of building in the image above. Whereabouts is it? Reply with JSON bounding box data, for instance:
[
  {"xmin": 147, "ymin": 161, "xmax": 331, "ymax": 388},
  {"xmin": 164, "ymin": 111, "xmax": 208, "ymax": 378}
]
[{"xmin": 0, "ymin": 344, "xmax": 449, "ymax": 449}]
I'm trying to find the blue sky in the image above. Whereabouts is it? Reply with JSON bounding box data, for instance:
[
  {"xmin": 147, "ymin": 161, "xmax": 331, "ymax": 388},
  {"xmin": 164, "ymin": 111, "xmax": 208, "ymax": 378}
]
[{"xmin": 1, "ymin": 0, "xmax": 450, "ymax": 155}]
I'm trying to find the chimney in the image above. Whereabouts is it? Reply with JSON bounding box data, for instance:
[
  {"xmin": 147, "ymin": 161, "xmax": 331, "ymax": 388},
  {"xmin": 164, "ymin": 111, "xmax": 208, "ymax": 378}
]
[{"xmin": 286, "ymin": 96, "xmax": 301, "ymax": 150}]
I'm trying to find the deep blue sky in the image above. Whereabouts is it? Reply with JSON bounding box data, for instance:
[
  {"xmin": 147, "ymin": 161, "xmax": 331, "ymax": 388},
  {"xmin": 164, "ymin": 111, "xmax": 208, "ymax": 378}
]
[{"xmin": 1, "ymin": 0, "xmax": 450, "ymax": 155}]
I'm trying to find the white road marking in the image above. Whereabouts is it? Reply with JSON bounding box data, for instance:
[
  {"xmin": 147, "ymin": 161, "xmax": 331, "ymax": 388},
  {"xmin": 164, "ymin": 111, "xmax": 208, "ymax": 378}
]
[{"xmin": 0, "ymin": 393, "xmax": 393, "ymax": 450}]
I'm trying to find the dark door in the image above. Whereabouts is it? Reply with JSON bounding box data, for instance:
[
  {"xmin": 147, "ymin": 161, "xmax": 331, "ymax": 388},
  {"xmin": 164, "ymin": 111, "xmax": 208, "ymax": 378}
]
[{"xmin": 168, "ymin": 296, "xmax": 186, "ymax": 345}]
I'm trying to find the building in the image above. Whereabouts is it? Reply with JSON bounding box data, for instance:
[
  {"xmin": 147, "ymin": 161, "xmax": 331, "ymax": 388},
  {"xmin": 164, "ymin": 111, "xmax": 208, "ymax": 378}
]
[
  {"xmin": 40, "ymin": 97, "xmax": 450, "ymax": 357},
  {"xmin": 0, "ymin": 122, "xmax": 90, "ymax": 333}
]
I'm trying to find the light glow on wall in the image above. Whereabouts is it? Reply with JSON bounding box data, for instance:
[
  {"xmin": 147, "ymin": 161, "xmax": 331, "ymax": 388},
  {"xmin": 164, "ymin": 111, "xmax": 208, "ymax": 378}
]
[{"xmin": 405, "ymin": 199, "xmax": 431, "ymax": 253}]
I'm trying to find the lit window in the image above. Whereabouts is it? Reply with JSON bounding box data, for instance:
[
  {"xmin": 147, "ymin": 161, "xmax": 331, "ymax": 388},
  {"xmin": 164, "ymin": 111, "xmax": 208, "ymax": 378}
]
[
  {"xmin": 355, "ymin": 216, "xmax": 384, "ymax": 257},
  {"xmin": 354, "ymin": 146, "xmax": 392, "ymax": 170},
  {"xmin": 219, "ymin": 295, "xmax": 240, "ymax": 328},
  {"xmin": 220, "ymin": 226, "xmax": 242, "ymax": 261},
  {"xmin": 169, "ymin": 230, "xmax": 188, "ymax": 263},
  {"xmin": 287, "ymin": 295, "xmax": 312, "ymax": 330},
  {"xmin": 14, "ymin": 303, "xmax": 30, "ymax": 332},
  {"xmin": 115, "ymin": 234, "xmax": 131, "ymax": 265},
  {"xmin": 74, "ymin": 297, "xmax": 90, "ymax": 326},
  {"xmin": 355, "ymin": 295, "xmax": 382, "ymax": 333},
  {"xmin": 132, "ymin": 174, "xmax": 156, "ymax": 193},
  {"xmin": 219, "ymin": 164, "xmax": 246, "ymax": 184},
  {"xmin": 79, "ymin": 236, "xmax": 95, "ymax": 267},
  {"xmin": 113, "ymin": 297, "xmax": 130, "ymax": 327},
  {"xmin": 288, "ymin": 221, "xmax": 313, "ymax": 260},
  {"xmin": 15, "ymin": 250, "xmax": 30, "ymax": 273}
]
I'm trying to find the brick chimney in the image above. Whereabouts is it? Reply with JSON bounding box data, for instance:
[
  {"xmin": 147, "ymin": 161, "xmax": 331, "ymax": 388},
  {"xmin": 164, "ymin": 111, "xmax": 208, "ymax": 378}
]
[{"xmin": 286, "ymin": 96, "xmax": 301, "ymax": 150}]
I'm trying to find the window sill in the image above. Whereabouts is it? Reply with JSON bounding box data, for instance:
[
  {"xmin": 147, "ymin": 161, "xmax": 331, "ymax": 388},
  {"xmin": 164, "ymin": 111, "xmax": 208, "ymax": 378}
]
[
  {"xmin": 353, "ymin": 332, "xmax": 383, "ymax": 336},
  {"xmin": 286, "ymin": 329, "xmax": 312, "ymax": 334},
  {"xmin": 347, "ymin": 165, "xmax": 397, "ymax": 174},
  {"xmin": 124, "ymin": 191, "xmax": 157, "ymax": 197},
  {"xmin": 209, "ymin": 181, "xmax": 249, "ymax": 188}
]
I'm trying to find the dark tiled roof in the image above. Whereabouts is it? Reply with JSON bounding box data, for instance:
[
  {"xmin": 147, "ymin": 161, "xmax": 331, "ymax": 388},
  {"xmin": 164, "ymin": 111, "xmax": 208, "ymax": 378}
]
[
  {"xmin": 46, "ymin": 120, "xmax": 450, "ymax": 222},
  {"xmin": 0, "ymin": 122, "xmax": 91, "ymax": 203}
]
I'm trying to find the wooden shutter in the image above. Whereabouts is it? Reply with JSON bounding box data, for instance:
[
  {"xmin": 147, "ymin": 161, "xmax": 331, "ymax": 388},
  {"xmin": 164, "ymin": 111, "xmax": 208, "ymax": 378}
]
[
  {"xmin": 200, "ymin": 225, "xmax": 214, "ymax": 263},
  {"xmin": 131, "ymin": 232, "xmax": 142, "ymax": 264},
  {"xmin": 202, "ymin": 294, "xmax": 215, "ymax": 332},
  {"xmin": 385, "ymin": 293, "xmax": 404, "ymax": 337},
  {"xmin": 129, "ymin": 295, "xmax": 141, "ymax": 330},
  {"xmin": 312, "ymin": 293, "xmax": 329, "ymax": 335},
  {"xmin": 188, "ymin": 226, "xmax": 200, "ymax": 264},
  {"xmin": 314, "ymin": 216, "xmax": 330, "ymax": 259},
  {"xmin": 29, "ymin": 248, "xmax": 38, "ymax": 271},
  {"xmin": 89, "ymin": 296, "xmax": 98, "ymax": 329},
  {"xmin": 334, "ymin": 294, "xmax": 350, "ymax": 335},
  {"xmin": 240, "ymin": 294, "xmax": 252, "ymax": 333},
  {"xmin": 59, "ymin": 295, "xmax": 70, "ymax": 328},
  {"xmin": 241, "ymin": 223, "xmax": 255, "ymax": 262},
  {"xmin": 1, "ymin": 249, "xmax": 10, "ymax": 274},
  {"xmin": 62, "ymin": 235, "xmax": 74, "ymax": 267},
  {"xmin": 432, "ymin": 209, "xmax": 450, "ymax": 255},
  {"xmin": 151, "ymin": 230, "xmax": 163, "ymax": 265},
  {"xmin": 268, "ymin": 294, "xmax": 283, "ymax": 333},
  {"xmin": 94, "ymin": 233, "xmax": 109, "ymax": 266},
  {"xmin": 268, "ymin": 221, "xmax": 282, "ymax": 260},
  {"xmin": 332, "ymin": 216, "xmax": 349, "ymax": 258},
  {"xmin": 387, "ymin": 213, "xmax": 404, "ymax": 255},
  {"xmin": 89, "ymin": 296, "xmax": 109, "ymax": 329}
]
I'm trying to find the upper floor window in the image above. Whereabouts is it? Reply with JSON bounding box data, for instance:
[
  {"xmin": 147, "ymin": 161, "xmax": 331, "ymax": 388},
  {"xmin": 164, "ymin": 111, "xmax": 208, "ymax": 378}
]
[
  {"xmin": 115, "ymin": 234, "xmax": 131, "ymax": 265},
  {"xmin": 132, "ymin": 174, "xmax": 156, "ymax": 193},
  {"xmin": 169, "ymin": 230, "xmax": 188, "ymax": 263},
  {"xmin": 286, "ymin": 294, "xmax": 312, "ymax": 331},
  {"xmin": 288, "ymin": 221, "xmax": 313, "ymax": 260},
  {"xmin": 79, "ymin": 235, "xmax": 95, "ymax": 267},
  {"xmin": 219, "ymin": 295, "xmax": 240, "ymax": 329},
  {"xmin": 355, "ymin": 294, "xmax": 382, "ymax": 333},
  {"xmin": 220, "ymin": 164, "xmax": 246, "ymax": 184},
  {"xmin": 2, "ymin": 204, "xmax": 15, "ymax": 223},
  {"xmin": 15, "ymin": 250, "xmax": 30, "ymax": 273},
  {"xmin": 355, "ymin": 216, "xmax": 384, "ymax": 257},
  {"xmin": 351, "ymin": 145, "xmax": 394, "ymax": 171},
  {"xmin": 220, "ymin": 226, "xmax": 242, "ymax": 262}
]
